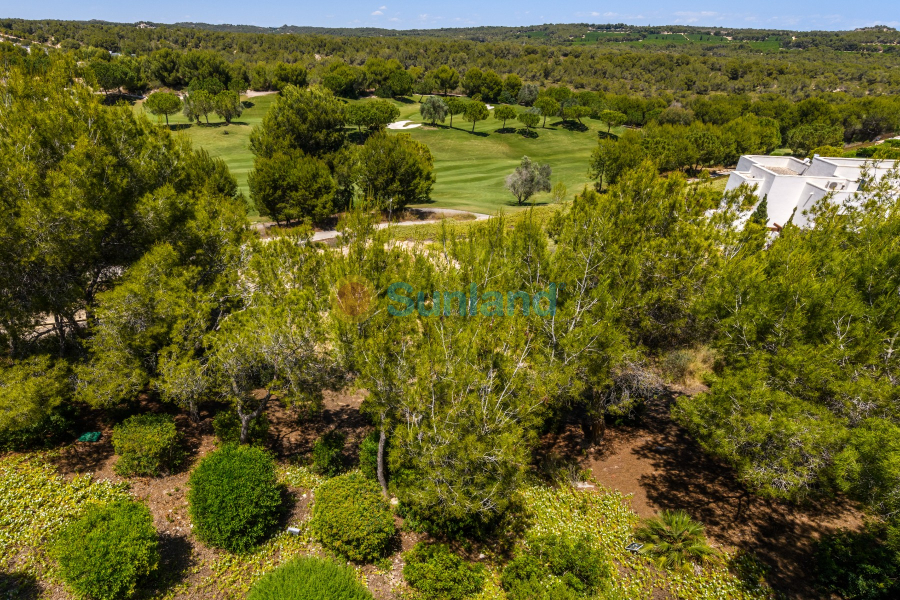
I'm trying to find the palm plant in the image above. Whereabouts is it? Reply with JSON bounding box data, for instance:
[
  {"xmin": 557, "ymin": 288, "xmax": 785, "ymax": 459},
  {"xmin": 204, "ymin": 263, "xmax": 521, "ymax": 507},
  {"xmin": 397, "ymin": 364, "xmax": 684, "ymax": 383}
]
[{"xmin": 634, "ymin": 510, "xmax": 716, "ymax": 571}]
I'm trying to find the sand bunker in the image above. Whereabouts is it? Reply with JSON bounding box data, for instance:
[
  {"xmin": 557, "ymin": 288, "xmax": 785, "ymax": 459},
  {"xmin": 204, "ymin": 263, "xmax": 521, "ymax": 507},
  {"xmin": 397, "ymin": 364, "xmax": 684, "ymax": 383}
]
[{"xmin": 387, "ymin": 120, "xmax": 423, "ymax": 130}]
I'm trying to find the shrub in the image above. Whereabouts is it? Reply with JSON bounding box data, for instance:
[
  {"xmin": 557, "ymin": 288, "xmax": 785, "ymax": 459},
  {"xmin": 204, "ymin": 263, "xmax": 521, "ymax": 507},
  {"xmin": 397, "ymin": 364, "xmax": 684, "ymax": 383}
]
[
  {"xmin": 501, "ymin": 535, "xmax": 609, "ymax": 599},
  {"xmin": 311, "ymin": 430, "xmax": 346, "ymax": 476},
  {"xmin": 395, "ymin": 498, "xmax": 514, "ymax": 542},
  {"xmin": 403, "ymin": 543, "xmax": 485, "ymax": 600},
  {"xmin": 1, "ymin": 409, "xmax": 74, "ymax": 451},
  {"xmin": 635, "ymin": 510, "xmax": 716, "ymax": 572},
  {"xmin": 502, "ymin": 554, "xmax": 572, "ymax": 600},
  {"xmin": 213, "ymin": 409, "xmax": 269, "ymax": 445},
  {"xmin": 0, "ymin": 354, "xmax": 73, "ymax": 450},
  {"xmin": 660, "ymin": 346, "xmax": 715, "ymax": 385},
  {"xmin": 247, "ymin": 556, "xmax": 374, "ymax": 600},
  {"xmin": 311, "ymin": 471, "xmax": 395, "ymax": 562},
  {"xmin": 358, "ymin": 431, "xmax": 379, "ymax": 480},
  {"xmin": 661, "ymin": 349, "xmax": 693, "ymax": 383},
  {"xmin": 112, "ymin": 413, "xmax": 183, "ymax": 477},
  {"xmin": 813, "ymin": 529, "xmax": 900, "ymax": 600},
  {"xmin": 187, "ymin": 444, "xmax": 283, "ymax": 552},
  {"xmin": 53, "ymin": 500, "xmax": 159, "ymax": 600}
]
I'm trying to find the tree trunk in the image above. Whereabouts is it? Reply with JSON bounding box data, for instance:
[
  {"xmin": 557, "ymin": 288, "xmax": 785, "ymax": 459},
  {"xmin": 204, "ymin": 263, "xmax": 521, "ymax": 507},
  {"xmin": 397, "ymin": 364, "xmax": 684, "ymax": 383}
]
[
  {"xmin": 580, "ymin": 413, "xmax": 606, "ymax": 445},
  {"xmin": 472, "ymin": 121, "xmax": 476, "ymax": 132},
  {"xmin": 188, "ymin": 399, "xmax": 199, "ymax": 424},
  {"xmin": 165, "ymin": 114, "xmax": 169, "ymax": 126},
  {"xmin": 54, "ymin": 313, "xmax": 66, "ymax": 357},
  {"xmin": 377, "ymin": 422, "xmax": 388, "ymax": 498},
  {"xmin": 236, "ymin": 390, "xmax": 271, "ymax": 444},
  {"xmin": 3, "ymin": 320, "xmax": 19, "ymax": 357},
  {"xmin": 238, "ymin": 413, "xmax": 251, "ymax": 445}
]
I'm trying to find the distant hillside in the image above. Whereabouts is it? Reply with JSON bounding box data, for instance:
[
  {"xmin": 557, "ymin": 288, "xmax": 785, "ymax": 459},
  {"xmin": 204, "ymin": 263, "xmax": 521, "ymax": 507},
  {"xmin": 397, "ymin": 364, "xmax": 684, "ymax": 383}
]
[{"xmin": 4, "ymin": 17, "xmax": 900, "ymax": 48}]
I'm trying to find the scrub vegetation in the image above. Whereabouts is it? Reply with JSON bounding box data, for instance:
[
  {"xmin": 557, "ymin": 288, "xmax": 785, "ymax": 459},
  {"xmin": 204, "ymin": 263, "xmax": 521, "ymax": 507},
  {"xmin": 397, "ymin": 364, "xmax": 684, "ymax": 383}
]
[{"xmin": 0, "ymin": 17, "xmax": 899, "ymax": 600}]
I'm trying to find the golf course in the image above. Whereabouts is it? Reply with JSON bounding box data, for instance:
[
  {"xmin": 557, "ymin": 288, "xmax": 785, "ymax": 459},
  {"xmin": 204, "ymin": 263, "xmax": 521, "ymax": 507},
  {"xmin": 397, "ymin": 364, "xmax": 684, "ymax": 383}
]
[{"xmin": 136, "ymin": 93, "xmax": 623, "ymax": 216}]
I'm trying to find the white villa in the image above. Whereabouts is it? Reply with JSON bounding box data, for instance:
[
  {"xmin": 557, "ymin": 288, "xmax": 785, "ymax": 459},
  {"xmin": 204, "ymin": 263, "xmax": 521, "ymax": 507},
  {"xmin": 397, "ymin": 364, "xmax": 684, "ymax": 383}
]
[{"xmin": 725, "ymin": 155, "xmax": 898, "ymax": 228}]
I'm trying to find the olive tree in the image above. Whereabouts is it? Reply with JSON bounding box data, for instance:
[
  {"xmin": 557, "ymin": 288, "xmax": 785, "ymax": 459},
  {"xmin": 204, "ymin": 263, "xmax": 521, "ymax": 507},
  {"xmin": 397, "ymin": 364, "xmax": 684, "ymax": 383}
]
[
  {"xmin": 505, "ymin": 156, "xmax": 552, "ymax": 205},
  {"xmin": 419, "ymin": 96, "xmax": 448, "ymax": 126}
]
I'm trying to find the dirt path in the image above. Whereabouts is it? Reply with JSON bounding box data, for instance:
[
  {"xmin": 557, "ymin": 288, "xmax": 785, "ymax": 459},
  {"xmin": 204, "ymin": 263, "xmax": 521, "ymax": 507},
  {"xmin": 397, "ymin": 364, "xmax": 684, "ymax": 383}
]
[
  {"xmin": 541, "ymin": 391, "xmax": 865, "ymax": 599},
  {"xmin": 254, "ymin": 207, "xmax": 491, "ymax": 241}
]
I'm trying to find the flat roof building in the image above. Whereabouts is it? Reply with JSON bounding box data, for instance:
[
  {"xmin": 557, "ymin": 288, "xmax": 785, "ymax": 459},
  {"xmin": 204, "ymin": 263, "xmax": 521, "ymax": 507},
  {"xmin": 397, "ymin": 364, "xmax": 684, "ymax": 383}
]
[{"xmin": 725, "ymin": 155, "xmax": 898, "ymax": 228}]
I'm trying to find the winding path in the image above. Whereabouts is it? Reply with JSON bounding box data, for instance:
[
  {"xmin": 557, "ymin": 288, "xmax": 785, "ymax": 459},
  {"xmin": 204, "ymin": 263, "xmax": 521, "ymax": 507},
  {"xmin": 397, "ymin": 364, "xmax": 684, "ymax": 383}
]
[{"xmin": 254, "ymin": 207, "xmax": 492, "ymax": 242}]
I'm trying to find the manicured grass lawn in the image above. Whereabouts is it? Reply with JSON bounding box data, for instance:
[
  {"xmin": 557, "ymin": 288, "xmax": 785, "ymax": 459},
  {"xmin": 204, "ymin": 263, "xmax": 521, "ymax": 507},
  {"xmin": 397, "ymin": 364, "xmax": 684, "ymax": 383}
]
[
  {"xmin": 134, "ymin": 93, "xmax": 280, "ymax": 216},
  {"xmin": 370, "ymin": 97, "xmax": 620, "ymax": 214},
  {"xmin": 138, "ymin": 94, "xmax": 618, "ymax": 217}
]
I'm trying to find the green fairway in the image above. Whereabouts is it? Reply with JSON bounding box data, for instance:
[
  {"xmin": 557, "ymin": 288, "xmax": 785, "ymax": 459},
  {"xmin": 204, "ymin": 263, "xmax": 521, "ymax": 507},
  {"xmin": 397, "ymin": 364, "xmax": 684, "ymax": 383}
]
[
  {"xmin": 363, "ymin": 97, "xmax": 617, "ymax": 214},
  {"xmin": 140, "ymin": 94, "xmax": 617, "ymax": 216},
  {"xmin": 134, "ymin": 93, "xmax": 279, "ymax": 215}
]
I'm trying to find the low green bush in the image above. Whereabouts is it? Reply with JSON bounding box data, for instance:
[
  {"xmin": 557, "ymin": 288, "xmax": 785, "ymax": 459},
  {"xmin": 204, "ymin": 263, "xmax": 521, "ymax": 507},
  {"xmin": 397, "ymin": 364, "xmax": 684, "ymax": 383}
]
[
  {"xmin": 501, "ymin": 534, "xmax": 609, "ymax": 599},
  {"xmin": 394, "ymin": 498, "xmax": 511, "ymax": 542},
  {"xmin": 112, "ymin": 413, "xmax": 183, "ymax": 477},
  {"xmin": 358, "ymin": 431, "xmax": 379, "ymax": 480},
  {"xmin": 502, "ymin": 554, "xmax": 577, "ymax": 600},
  {"xmin": 187, "ymin": 444, "xmax": 283, "ymax": 552},
  {"xmin": 311, "ymin": 430, "xmax": 346, "ymax": 476},
  {"xmin": 212, "ymin": 409, "xmax": 269, "ymax": 445},
  {"xmin": 247, "ymin": 556, "xmax": 374, "ymax": 600},
  {"xmin": 635, "ymin": 510, "xmax": 715, "ymax": 572},
  {"xmin": 403, "ymin": 543, "xmax": 485, "ymax": 600},
  {"xmin": 661, "ymin": 349, "xmax": 694, "ymax": 383},
  {"xmin": 1, "ymin": 409, "xmax": 74, "ymax": 451},
  {"xmin": 53, "ymin": 500, "xmax": 159, "ymax": 600},
  {"xmin": 311, "ymin": 471, "xmax": 396, "ymax": 562},
  {"xmin": 0, "ymin": 355, "xmax": 74, "ymax": 450}
]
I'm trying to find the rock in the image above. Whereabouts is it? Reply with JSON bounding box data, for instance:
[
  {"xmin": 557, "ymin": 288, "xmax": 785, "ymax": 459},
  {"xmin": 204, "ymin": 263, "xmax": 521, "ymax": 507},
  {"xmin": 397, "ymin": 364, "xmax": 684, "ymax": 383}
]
[
  {"xmin": 390, "ymin": 497, "xmax": 399, "ymax": 505},
  {"xmin": 575, "ymin": 482, "xmax": 595, "ymax": 489}
]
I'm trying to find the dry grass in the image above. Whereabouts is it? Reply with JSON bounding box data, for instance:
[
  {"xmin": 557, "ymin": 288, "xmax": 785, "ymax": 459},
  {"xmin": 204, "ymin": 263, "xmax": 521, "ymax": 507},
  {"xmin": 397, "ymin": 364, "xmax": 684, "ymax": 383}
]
[{"xmin": 659, "ymin": 346, "xmax": 718, "ymax": 387}]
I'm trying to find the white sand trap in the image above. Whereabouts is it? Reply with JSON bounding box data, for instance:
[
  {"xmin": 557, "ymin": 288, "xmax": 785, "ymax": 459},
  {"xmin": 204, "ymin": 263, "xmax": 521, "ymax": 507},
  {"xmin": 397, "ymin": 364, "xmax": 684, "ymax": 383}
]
[
  {"xmin": 486, "ymin": 104, "xmax": 495, "ymax": 110},
  {"xmin": 387, "ymin": 120, "xmax": 423, "ymax": 130},
  {"xmin": 245, "ymin": 90, "xmax": 278, "ymax": 98}
]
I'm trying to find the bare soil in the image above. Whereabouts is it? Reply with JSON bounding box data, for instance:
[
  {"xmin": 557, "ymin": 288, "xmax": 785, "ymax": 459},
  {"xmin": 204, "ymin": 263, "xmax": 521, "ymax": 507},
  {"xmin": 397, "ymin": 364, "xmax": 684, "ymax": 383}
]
[
  {"xmin": 42, "ymin": 389, "xmax": 409, "ymax": 600},
  {"xmin": 539, "ymin": 386, "xmax": 865, "ymax": 600},
  {"xmin": 23, "ymin": 383, "xmax": 865, "ymax": 599}
]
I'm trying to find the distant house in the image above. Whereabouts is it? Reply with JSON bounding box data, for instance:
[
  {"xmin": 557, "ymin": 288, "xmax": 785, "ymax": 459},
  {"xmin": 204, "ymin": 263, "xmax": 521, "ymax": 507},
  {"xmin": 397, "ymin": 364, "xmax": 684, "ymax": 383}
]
[{"xmin": 725, "ymin": 155, "xmax": 898, "ymax": 228}]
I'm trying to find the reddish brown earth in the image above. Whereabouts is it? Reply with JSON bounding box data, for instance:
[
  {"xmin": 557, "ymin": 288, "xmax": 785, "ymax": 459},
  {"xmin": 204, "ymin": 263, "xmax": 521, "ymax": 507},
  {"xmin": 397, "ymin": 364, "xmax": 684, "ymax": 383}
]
[
  {"xmin": 540, "ymin": 385, "xmax": 865, "ymax": 600},
  {"xmin": 42, "ymin": 390, "xmax": 409, "ymax": 600},
  {"xmin": 19, "ymin": 384, "xmax": 865, "ymax": 599}
]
